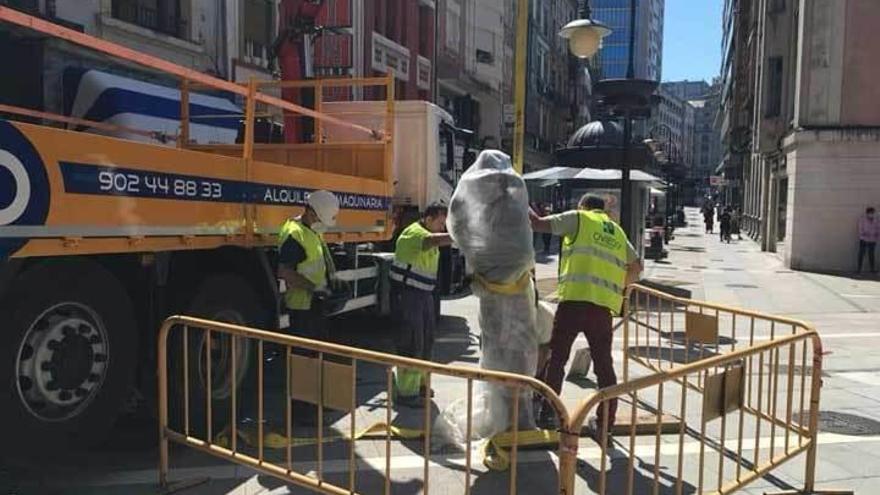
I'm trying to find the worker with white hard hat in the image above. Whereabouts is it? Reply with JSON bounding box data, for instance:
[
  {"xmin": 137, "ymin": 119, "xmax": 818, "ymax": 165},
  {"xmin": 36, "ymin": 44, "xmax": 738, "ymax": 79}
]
[
  {"xmin": 277, "ymin": 189, "xmax": 339, "ymax": 425},
  {"xmin": 277, "ymin": 189, "xmax": 339, "ymax": 332}
]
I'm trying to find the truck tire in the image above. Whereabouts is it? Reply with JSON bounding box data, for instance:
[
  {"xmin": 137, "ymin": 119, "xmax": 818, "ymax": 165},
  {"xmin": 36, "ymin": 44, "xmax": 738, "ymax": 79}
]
[
  {"xmin": 0, "ymin": 260, "xmax": 138, "ymax": 456},
  {"xmin": 168, "ymin": 274, "xmax": 269, "ymax": 440}
]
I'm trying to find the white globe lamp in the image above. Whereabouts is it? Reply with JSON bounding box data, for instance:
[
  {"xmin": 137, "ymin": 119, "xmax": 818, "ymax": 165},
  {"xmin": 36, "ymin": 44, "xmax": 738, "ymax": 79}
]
[{"xmin": 559, "ymin": 18, "xmax": 611, "ymax": 59}]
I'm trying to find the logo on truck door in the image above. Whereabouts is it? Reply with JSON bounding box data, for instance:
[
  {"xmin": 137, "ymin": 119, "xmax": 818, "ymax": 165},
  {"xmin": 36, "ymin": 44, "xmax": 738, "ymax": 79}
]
[{"xmin": 0, "ymin": 121, "xmax": 50, "ymax": 259}]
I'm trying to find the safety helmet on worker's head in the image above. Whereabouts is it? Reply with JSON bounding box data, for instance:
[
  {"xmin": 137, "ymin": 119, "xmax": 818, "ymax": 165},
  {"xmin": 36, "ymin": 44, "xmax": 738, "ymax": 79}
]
[{"xmin": 307, "ymin": 190, "xmax": 339, "ymax": 227}]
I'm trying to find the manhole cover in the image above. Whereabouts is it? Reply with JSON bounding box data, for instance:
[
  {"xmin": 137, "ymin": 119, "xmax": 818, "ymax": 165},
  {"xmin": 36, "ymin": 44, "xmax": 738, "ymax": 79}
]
[
  {"xmin": 721, "ymin": 267, "xmax": 743, "ymax": 271},
  {"xmin": 775, "ymin": 270, "xmax": 794, "ymax": 274},
  {"xmin": 692, "ymin": 265, "xmax": 708, "ymax": 269},
  {"xmin": 725, "ymin": 284, "xmax": 759, "ymax": 289},
  {"xmin": 795, "ymin": 411, "xmax": 880, "ymax": 436},
  {"xmin": 710, "ymin": 258, "xmax": 724, "ymax": 262}
]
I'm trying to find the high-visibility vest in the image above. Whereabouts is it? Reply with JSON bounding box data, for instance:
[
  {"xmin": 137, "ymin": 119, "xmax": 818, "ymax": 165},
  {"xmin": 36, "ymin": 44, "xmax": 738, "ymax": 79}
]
[
  {"xmin": 558, "ymin": 210, "xmax": 629, "ymax": 315},
  {"xmin": 278, "ymin": 219, "xmax": 328, "ymax": 310},
  {"xmin": 390, "ymin": 221, "xmax": 439, "ymax": 292}
]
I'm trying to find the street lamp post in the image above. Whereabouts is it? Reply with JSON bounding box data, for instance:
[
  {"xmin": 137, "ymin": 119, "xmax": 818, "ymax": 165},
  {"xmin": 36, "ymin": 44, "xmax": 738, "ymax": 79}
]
[
  {"xmin": 512, "ymin": 0, "xmax": 610, "ymax": 174},
  {"xmin": 620, "ymin": 0, "xmax": 637, "ymax": 239},
  {"xmin": 592, "ymin": 0, "xmax": 657, "ymax": 242}
]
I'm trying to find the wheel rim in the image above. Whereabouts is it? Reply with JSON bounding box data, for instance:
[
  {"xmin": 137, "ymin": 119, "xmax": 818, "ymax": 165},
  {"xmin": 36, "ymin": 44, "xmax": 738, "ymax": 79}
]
[
  {"xmin": 197, "ymin": 309, "xmax": 251, "ymax": 400},
  {"xmin": 15, "ymin": 303, "xmax": 110, "ymax": 422}
]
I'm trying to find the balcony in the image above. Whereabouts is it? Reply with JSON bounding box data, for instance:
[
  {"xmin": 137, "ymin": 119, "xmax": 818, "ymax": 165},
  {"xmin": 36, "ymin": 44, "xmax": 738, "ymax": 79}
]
[
  {"xmin": 372, "ymin": 32, "xmax": 410, "ymax": 82},
  {"xmin": 111, "ymin": 0, "xmax": 188, "ymax": 39}
]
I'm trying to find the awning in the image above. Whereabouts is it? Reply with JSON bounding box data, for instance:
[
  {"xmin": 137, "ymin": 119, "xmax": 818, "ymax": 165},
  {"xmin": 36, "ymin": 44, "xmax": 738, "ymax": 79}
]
[
  {"xmin": 523, "ymin": 166, "xmax": 663, "ymax": 183},
  {"xmin": 64, "ymin": 68, "xmax": 242, "ymax": 146}
]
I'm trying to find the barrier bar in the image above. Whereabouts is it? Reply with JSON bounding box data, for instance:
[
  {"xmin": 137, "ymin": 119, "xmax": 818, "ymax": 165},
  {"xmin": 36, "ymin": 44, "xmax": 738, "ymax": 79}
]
[
  {"xmin": 183, "ymin": 325, "xmax": 189, "ymax": 436},
  {"xmin": 286, "ymin": 346, "xmax": 292, "ymax": 473},
  {"xmin": 653, "ymin": 382, "xmax": 664, "ymax": 495},
  {"xmin": 231, "ymin": 335, "xmax": 237, "ymax": 455},
  {"xmin": 206, "ymin": 330, "xmax": 213, "ymax": 446},
  {"xmin": 258, "ymin": 340, "xmax": 264, "ymax": 463},
  {"xmin": 465, "ymin": 378, "xmax": 473, "ymax": 495},
  {"xmin": 510, "ymin": 386, "xmax": 520, "ymax": 495},
  {"xmin": 384, "ymin": 367, "xmax": 392, "ymax": 495},
  {"xmin": 423, "ymin": 372, "xmax": 432, "ymax": 495}
]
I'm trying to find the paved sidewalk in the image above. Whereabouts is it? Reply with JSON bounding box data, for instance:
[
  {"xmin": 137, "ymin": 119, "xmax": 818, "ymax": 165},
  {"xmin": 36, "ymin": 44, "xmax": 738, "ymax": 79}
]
[
  {"xmin": 639, "ymin": 208, "xmax": 880, "ymax": 493},
  {"xmin": 7, "ymin": 207, "xmax": 880, "ymax": 494}
]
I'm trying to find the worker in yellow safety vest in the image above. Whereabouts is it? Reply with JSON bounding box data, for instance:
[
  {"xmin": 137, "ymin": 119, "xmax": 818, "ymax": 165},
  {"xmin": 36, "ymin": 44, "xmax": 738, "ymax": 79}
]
[
  {"xmin": 277, "ymin": 190, "xmax": 339, "ymax": 338},
  {"xmin": 530, "ymin": 193, "xmax": 642, "ymax": 437},
  {"xmin": 390, "ymin": 203, "xmax": 453, "ymax": 407}
]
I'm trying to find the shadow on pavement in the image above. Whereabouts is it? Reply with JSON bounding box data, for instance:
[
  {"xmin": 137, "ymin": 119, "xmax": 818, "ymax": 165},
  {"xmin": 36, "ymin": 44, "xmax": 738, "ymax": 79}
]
[
  {"xmin": 627, "ymin": 345, "xmax": 721, "ymax": 365},
  {"xmin": 576, "ymin": 453, "xmax": 698, "ymax": 494}
]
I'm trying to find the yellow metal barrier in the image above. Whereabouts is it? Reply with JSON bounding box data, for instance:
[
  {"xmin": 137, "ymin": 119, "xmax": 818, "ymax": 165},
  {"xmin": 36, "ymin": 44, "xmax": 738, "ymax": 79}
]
[
  {"xmin": 157, "ymin": 315, "xmax": 570, "ymax": 495},
  {"xmin": 158, "ymin": 284, "xmax": 850, "ymax": 494},
  {"xmin": 557, "ymin": 284, "xmax": 851, "ymax": 495}
]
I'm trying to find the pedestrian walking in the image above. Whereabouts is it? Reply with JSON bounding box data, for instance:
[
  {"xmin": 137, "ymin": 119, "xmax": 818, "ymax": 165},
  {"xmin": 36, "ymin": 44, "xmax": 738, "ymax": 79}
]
[
  {"xmin": 703, "ymin": 203, "xmax": 714, "ymax": 233},
  {"xmin": 390, "ymin": 203, "xmax": 453, "ymax": 406},
  {"xmin": 857, "ymin": 207, "xmax": 879, "ymax": 274},
  {"xmin": 530, "ymin": 194, "xmax": 642, "ymax": 439},
  {"xmin": 732, "ymin": 207, "xmax": 743, "ymax": 240},
  {"xmin": 719, "ymin": 206, "xmax": 732, "ymax": 243}
]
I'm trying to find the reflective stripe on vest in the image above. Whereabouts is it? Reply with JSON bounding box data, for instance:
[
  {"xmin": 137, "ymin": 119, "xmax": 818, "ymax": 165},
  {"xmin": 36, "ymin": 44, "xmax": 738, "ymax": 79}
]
[
  {"xmin": 561, "ymin": 245, "xmax": 628, "ymax": 270},
  {"xmin": 278, "ymin": 219, "xmax": 327, "ymax": 311},
  {"xmin": 392, "ymin": 221, "xmax": 439, "ymax": 292},
  {"xmin": 558, "ymin": 210, "xmax": 628, "ymax": 314}
]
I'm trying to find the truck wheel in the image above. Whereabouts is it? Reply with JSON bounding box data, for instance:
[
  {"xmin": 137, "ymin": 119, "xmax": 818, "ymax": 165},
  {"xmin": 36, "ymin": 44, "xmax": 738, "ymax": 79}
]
[
  {"xmin": 0, "ymin": 260, "xmax": 138, "ymax": 455},
  {"xmin": 168, "ymin": 274, "xmax": 268, "ymax": 439}
]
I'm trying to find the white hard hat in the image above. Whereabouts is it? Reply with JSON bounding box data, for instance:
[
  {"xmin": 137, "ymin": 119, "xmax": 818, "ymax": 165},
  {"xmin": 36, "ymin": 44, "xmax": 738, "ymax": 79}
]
[{"xmin": 307, "ymin": 190, "xmax": 339, "ymax": 227}]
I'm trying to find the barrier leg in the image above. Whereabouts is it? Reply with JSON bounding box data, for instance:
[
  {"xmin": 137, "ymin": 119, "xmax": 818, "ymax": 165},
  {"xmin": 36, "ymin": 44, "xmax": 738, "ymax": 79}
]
[
  {"xmin": 558, "ymin": 429, "xmax": 579, "ymax": 495},
  {"xmin": 765, "ymin": 351, "xmax": 853, "ymax": 495}
]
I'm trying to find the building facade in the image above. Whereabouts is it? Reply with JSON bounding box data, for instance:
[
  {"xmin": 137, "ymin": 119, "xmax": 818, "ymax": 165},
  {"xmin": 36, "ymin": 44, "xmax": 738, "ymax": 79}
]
[
  {"xmin": 354, "ymin": 0, "xmax": 435, "ymax": 101},
  {"xmin": 591, "ymin": 0, "xmax": 664, "ymax": 81},
  {"xmin": 689, "ymin": 88, "xmax": 722, "ymax": 191},
  {"xmin": 520, "ymin": 0, "xmax": 583, "ymax": 170},
  {"xmin": 436, "ymin": 0, "xmax": 507, "ymax": 147},
  {"xmin": 662, "ymin": 80, "xmax": 711, "ymax": 101},
  {"xmin": 0, "ymin": 1, "xmax": 434, "ymax": 124},
  {"xmin": 720, "ymin": 0, "xmax": 880, "ymax": 272}
]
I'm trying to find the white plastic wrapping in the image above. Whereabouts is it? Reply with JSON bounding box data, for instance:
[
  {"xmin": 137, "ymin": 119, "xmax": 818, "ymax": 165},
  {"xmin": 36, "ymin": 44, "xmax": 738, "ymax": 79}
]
[
  {"xmin": 437, "ymin": 150, "xmax": 539, "ymax": 445},
  {"xmin": 447, "ymin": 150, "xmax": 535, "ymax": 284}
]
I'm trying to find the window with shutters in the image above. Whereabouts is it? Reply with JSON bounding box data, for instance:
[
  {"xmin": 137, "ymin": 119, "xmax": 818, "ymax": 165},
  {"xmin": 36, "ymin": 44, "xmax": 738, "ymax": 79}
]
[{"xmin": 242, "ymin": 0, "xmax": 275, "ymax": 67}]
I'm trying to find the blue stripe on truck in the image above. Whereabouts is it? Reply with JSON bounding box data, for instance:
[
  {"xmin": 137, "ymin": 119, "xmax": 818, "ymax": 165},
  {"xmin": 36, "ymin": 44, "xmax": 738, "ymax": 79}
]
[{"xmin": 59, "ymin": 162, "xmax": 390, "ymax": 211}]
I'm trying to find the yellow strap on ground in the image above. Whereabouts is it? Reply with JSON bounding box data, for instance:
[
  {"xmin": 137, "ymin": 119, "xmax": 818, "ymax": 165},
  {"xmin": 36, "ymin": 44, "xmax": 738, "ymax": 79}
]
[
  {"xmin": 482, "ymin": 429, "xmax": 560, "ymax": 471},
  {"xmin": 474, "ymin": 271, "xmax": 532, "ymax": 295},
  {"xmin": 214, "ymin": 423, "xmax": 557, "ymax": 472}
]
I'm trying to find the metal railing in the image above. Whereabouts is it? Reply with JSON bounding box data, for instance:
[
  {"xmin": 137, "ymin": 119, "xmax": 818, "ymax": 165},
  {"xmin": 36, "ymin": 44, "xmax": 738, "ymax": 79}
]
[
  {"xmin": 557, "ymin": 284, "xmax": 848, "ymax": 495},
  {"xmin": 158, "ymin": 284, "xmax": 849, "ymax": 494},
  {"xmin": 157, "ymin": 315, "xmax": 570, "ymax": 495}
]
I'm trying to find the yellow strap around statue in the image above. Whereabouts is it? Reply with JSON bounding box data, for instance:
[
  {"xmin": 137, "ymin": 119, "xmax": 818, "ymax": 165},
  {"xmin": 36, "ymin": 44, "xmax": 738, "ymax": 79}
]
[
  {"xmin": 214, "ymin": 422, "xmax": 558, "ymax": 472},
  {"xmin": 473, "ymin": 271, "xmax": 532, "ymax": 295}
]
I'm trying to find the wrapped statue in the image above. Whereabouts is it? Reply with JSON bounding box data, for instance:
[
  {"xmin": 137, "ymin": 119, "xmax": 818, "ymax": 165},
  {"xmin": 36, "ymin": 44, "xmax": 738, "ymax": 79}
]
[{"xmin": 438, "ymin": 150, "xmax": 541, "ymax": 443}]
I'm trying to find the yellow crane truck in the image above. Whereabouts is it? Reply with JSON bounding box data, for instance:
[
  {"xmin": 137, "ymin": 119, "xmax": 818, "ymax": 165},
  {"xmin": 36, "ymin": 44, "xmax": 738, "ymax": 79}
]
[{"xmin": 0, "ymin": 7, "xmax": 466, "ymax": 452}]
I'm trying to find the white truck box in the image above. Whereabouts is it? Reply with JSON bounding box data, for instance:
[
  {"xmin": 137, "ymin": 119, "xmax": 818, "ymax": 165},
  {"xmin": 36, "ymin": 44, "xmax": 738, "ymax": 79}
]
[{"xmin": 322, "ymin": 100, "xmax": 455, "ymax": 211}]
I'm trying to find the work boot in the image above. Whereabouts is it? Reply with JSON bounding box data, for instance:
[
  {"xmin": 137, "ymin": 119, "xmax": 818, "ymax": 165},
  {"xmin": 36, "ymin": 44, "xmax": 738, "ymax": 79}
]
[{"xmin": 586, "ymin": 417, "xmax": 613, "ymax": 450}]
